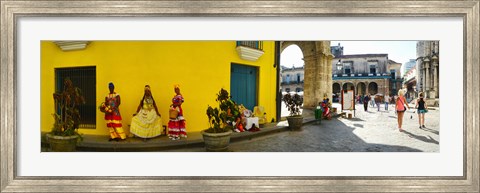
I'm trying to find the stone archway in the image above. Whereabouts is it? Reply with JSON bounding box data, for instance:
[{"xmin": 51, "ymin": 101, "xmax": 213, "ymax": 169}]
[
  {"xmin": 342, "ymin": 82, "xmax": 355, "ymax": 91},
  {"xmin": 368, "ymin": 82, "xmax": 378, "ymax": 94},
  {"xmin": 332, "ymin": 83, "xmax": 341, "ymax": 94},
  {"xmin": 281, "ymin": 41, "xmax": 333, "ymax": 108},
  {"xmin": 357, "ymin": 82, "xmax": 367, "ymax": 95}
]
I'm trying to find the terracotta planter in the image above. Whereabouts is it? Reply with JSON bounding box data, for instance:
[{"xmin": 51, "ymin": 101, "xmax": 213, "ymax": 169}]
[
  {"xmin": 46, "ymin": 133, "xmax": 79, "ymax": 152},
  {"xmin": 286, "ymin": 116, "xmax": 303, "ymax": 131},
  {"xmin": 201, "ymin": 130, "xmax": 233, "ymax": 152}
]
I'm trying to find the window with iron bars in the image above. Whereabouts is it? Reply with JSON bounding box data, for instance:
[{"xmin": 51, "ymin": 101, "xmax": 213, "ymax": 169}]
[
  {"xmin": 236, "ymin": 41, "xmax": 263, "ymax": 51},
  {"xmin": 55, "ymin": 66, "xmax": 96, "ymax": 129}
]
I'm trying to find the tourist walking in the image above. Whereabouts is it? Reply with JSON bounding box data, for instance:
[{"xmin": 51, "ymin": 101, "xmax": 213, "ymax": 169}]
[
  {"xmin": 104, "ymin": 82, "xmax": 126, "ymax": 141},
  {"xmin": 415, "ymin": 92, "xmax": 428, "ymax": 129},
  {"xmin": 395, "ymin": 90, "xmax": 410, "ymax": 132},
  {"xmin": 363, "ymin": 94, "xmax": 370, "ymax": 111},
  {"xmin": 385, "ymin": 94, "xmax": 390, "ymax": 111},
  {"xmin": 374, "ymin": 95, "xmax": 381, "ymax": 111},
  {"xmin": 370, "ymin": 94, "xmax": 375, "ymax": 107}
]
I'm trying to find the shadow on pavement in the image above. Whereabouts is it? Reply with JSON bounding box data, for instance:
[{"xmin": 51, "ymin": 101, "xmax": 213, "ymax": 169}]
[
  {"xmin": 402, "ymin": 130, "xmax": 439, "ymax": 145},
  {"xmin": 420, "ymin": 127, "xmax": 439, "ymax": 135},
  {"xmin": 227, "ymin": 118, "xmax": 423, "ymax": 152}
]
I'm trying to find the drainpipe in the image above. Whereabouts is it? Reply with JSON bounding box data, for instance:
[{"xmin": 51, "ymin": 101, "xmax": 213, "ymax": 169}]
[{"xmin": 275, "ymin": 41, "xmax": 281, "ymax": 122}]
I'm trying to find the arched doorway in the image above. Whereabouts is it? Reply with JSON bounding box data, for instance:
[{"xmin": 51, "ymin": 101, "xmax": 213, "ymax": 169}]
[
  {"xmin": 343, "ymin": 82, "xmax": 355, "ymax": 91},
  {"xmin": 280, "ymin": 41, "xmax": 333, "ymax": 109},
  {"xmin": 368, "ymin": 82, "xmax": 378, "ymax": 94},
  {"xmin": 332, "ymin": 83, "xmax": 341, "ymax": 102},
  {"xmin": 356, "ymin": 82, "xmax": 366, "ymax": 96},
  {"xmin": 280, "ymin": 44, "xmax": 305, "ymax": 117}
]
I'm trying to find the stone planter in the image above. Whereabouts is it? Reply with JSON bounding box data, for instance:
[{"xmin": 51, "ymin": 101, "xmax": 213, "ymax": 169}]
[
  {"xmin": 286, "ymin": 116, "xmax": 303, "ymax": 131},
  {"xmin": 46, "ymin": 133, "xmax": 79, "ymax": 152},
  {"xmin": 201, "ymin": 130, "xmax": 233, "ymax": 152}
]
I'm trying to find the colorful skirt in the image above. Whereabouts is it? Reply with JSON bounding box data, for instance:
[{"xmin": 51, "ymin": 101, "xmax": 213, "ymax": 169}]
[
  {"xmin": 130, "ymin": 108, "xmax": 163, "ymax": 138},
  {"xmin": 105, "ymin": 113, "xmax": 126, "ymax": 139},
  {"xmin": 168, "ymin": 116, "xmax": 187, "ymax": 138}
]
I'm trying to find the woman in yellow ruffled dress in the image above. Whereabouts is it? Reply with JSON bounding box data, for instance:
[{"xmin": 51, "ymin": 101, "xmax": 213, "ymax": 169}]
[{"xmin": 130, "ymin": 85, "xmax": 163, "ymax": 141}]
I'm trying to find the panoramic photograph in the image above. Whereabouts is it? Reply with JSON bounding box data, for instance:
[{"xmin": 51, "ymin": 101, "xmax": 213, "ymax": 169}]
[{"xmin": 40, "ymin": 40, "xmax": 440, "ymax": 152}]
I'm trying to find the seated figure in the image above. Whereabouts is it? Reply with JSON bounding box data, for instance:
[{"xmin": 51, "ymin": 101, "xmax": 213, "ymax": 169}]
[
  {"xmin": 130, "ymin": 85, "xmax": 163, "ymax": 141},
  {"xmin": 321, "ymin": 98, "xmax": 332, "ymax": 120}
]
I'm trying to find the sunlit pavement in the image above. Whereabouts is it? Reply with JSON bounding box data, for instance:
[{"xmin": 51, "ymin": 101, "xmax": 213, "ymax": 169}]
[{"xmin": 166, "ymin": 103, "xmax": 439, "ymax": 152}]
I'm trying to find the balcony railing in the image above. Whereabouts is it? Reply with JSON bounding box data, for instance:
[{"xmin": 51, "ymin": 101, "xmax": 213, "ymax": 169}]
[
  {"xmin": 281, "ymin": 80, "xmax": 304, "ymax": 85},
  {"xmin": 333, "ymin": 73, "xmax": 391, "ymax": 78},
  {"xmin": 236, "ymin": 41, "xmax": 265, "ymax": 61},
  {"xmin": 236, "ymin": 41, "xmax": 263, "ymax": 51}
]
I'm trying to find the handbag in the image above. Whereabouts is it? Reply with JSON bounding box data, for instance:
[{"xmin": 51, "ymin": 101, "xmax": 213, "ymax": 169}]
[{"xmin": 169, "ymin": 107, "xmax": 179, "ymax": 119}]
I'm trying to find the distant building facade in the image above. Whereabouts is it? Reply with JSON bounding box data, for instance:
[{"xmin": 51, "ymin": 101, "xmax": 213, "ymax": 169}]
[
  {"xmin": 401, "ymin": 59, "xmax": 416, "ymax": 77},
  {"xmin": 280, "ymin": 65, "xmax": 304, "ymax": 93},
  {"xmin": 403, "ymin": 65, "xmax": 417, "ymax": 101},
  {"xmin": 330, "ymin": 43, "xmax": 344, "ymax": 58},
  {"xmin": 331, "ymin": 54, "xmax": 402, "ymax": 99}
]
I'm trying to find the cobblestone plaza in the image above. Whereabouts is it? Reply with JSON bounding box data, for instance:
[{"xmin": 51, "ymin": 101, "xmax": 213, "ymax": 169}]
[{"xmin": 166, "ymin": 103, "xmax": 439, "ymax": 152}]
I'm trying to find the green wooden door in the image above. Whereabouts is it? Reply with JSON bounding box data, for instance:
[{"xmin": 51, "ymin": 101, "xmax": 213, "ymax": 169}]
[{"xmin": 230, "ymin": 64, "xmax": 258, "ymax": 110}]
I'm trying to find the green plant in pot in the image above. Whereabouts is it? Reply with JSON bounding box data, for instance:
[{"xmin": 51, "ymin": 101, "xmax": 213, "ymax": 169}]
[
  {"xmin": 202, "ymin": 88, "xmax": 240, "ymax": 152},
  {"xmin": 283, "ymin": 93, "xmax": 303, "ymax": 131},
  {"xmin": 46, "ymin": 77, "xmax": 85, "ymax": 152}
]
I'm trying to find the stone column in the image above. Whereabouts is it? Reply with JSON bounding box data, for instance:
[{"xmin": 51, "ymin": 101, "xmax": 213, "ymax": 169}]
[
  {"xmin": 432, "ymin": 57, "xmax": 439, "ymax": 98},
  {"xmin": 314, "ymin": 54, "xmax": 323, "ymax": 106},
  {"xmin": 424, "ymin": 59, "xmax": 430, "ymax": 98},
  {"xmin": 303, "ymin": 55, "xmax": 317, "ymax": 108},
  {"xmin": 326, "ymin": 54, "xmax": 334, "ymax": 104}
]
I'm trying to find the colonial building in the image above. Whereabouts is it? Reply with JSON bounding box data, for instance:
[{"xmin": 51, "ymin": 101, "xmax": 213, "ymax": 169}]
[
  {"xmin": 403, "ymin": 65, "xmax": 417, "ymax": 101},
  {"xmin": 41, "ymin": 41, "xmax": 278, "ymax": 135},
  {"xmin": 330, "ymin": 43, "xmax": 344, "ymax": 58},
  {"xmin": 416, "ymin": 41, "xmax": 439, "ymax": 101},
  {"xmin": 280, "ymin": 65, "xmax": 304, "ymax": 93},
  {"xmin": 331, "ymin": 54, "xmax": 402, "ymax": 98}
]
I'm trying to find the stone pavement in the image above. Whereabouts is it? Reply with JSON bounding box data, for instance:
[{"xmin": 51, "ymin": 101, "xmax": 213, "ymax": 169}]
[
  {"xmin": 42, "ymin": 103, "xmax": 439, "ymax": 152},
  {"xmin": 164, "ymin": 103, "xmax": 439, "ymax": 152}
]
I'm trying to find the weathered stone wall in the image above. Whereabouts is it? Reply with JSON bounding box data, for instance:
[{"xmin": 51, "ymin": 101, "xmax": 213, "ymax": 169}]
[{"xmin": 281, "ymin": 41, "xmax": 333, "ymax": 108}]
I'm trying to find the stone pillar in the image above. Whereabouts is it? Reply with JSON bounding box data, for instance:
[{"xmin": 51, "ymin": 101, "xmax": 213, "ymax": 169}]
[
  {"xmin": 326, "ymin": 54, "xmax": 334, "ymax": 104},
  {"xmin": 316, "ymin": 53, "xmax": 324, "ymax": 104},
  {"xmin": 432, "ymin": 56, "xmax": 438, "ymax": 98},
  {"xmin": 424, "ymin": 59, "xmax": 430, "ymax": 98},
  {"xmin": 303, "ymin": 55, "xmax": 317, "ymax": 108}
]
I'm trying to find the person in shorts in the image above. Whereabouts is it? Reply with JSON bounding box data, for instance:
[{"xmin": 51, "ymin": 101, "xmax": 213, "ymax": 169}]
[{"xmin": 415, "ymin": 92, "xmax": 428, "ymax": 129}]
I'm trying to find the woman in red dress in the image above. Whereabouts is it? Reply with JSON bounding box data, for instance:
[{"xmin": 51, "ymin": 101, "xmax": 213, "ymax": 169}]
[
  {"xmin": 104, "ymin": 82, "xmax": 126, "ymax": 141},
  {"xmin": 168, "ymin": 85, "xmax": 187, "ymax": 140}
]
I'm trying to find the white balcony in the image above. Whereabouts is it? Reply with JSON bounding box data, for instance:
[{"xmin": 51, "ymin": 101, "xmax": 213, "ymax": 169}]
[
  {"xmin": 236, "ymin": 46, "xmax": 264, "ymax": 61},
  {"xmin": 54, "ymin": 41, "xmax": 90, "ymax": 51}
]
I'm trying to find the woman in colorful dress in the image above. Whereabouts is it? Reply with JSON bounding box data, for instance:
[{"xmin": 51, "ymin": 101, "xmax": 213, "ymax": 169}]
[
  {"xmin": 105, "ymin": 82, "xmax": 126, "ymax": 141},
  {"xmin": 168, "ymin": 85, "xmax": 187, "ymax": 140},
  {"xmin": 130, "ymin": 85, "xmax": 163, "ymax": 141}
]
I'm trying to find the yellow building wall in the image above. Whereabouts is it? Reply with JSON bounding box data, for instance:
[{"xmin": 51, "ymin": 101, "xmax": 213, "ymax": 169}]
[{"xmin": 41, "ymin": 41, "xmax": 277, "ymax": 136}]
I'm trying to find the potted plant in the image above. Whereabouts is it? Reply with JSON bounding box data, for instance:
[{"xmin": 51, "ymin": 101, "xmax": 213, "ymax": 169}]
[
  {"xmin": 202, "ymin": 88, "xmax": 240, "ymax": 152},
  {"xmin": 46, "ymin": 77, "xmax": 85, "ymax": 152},
  {"xmin": 283, "ymin": 93, "xmax": 303, "ymax": 131}
]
